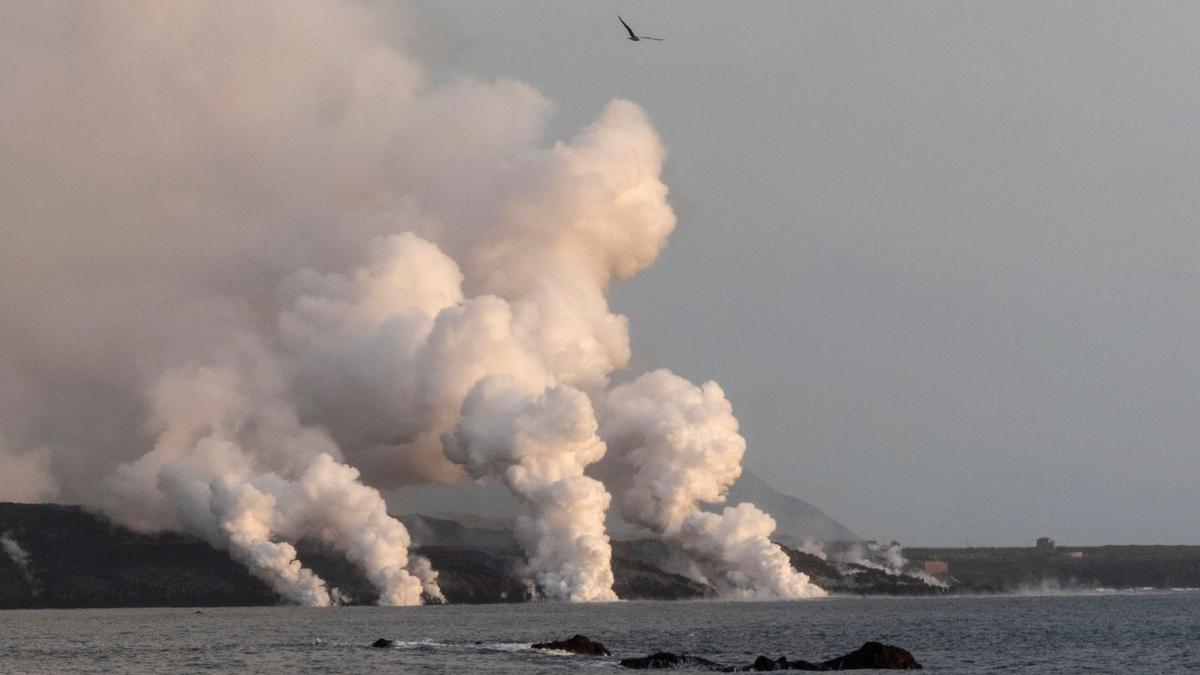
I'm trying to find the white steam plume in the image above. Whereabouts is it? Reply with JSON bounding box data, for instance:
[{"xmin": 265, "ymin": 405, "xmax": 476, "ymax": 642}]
[
  {"xmin": 833, "ymin": 542, "xmax": 907, "ymax": 574},
  {"xmin": 834, "ymin": 542, "xmax": 946, "ymax": 588},
  {"xmin": 680, "ymin": 504, "xmax": 823, "ymax": 599},
  {"xmin": 272, "ymin": 99, "xmax": 675, "ymax": 598},
  {"xmin": 599, "ymin": 370, "xmax": 825, "ymax": 599},
  {"xmin": 208, "ymin": 476, "xmax": 334, "ymax": 607},
  {"xmin": 0, "ymin": 0, "xmax": 669, "ymax": 604},
  {"xmin": 103, "ymin": 358, "xmax": 440, "ymax": 605},
  {"xmin": 445, "ymin": 377, "xmax": 616, "ymax": 601},
  {"xmin": 0, "ymin": 0, "xmax": 821, "ymax": 605},
  {"xmin": 273, "ymin": 453, "xmax": 444, "ymax": 604},
  {"xmin": 796, "ymin": 539, "xmax": 830, "ymax": 560},
  {"xmin": 1, "ymin": 532, "xmax": 39, "ymax": 595}
]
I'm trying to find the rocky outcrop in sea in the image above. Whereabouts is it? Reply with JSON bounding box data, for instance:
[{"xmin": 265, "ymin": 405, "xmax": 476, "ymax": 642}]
[{"xmin": 619, "ymin": 641, "xmax": 922, "ymax": 671}]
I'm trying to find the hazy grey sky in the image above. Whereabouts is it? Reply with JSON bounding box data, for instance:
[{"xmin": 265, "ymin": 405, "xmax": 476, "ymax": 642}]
[{"xmin": 412, "ymin": 1, "xmax": 1200, "ymax": 546}]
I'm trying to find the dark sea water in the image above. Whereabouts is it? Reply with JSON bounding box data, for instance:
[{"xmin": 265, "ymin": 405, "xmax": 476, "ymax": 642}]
[{"xmin": 1, "ymin": 592, "xmax": 1197, "ymax": 673}]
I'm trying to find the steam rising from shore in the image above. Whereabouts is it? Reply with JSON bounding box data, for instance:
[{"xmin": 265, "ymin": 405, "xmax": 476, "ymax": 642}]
[
  {"xmin": 833, "ymin": 542, "xmax": 947, "ymax": 589},
  {"xmin": 446, "ymin": 379, "xmax": 616, "ymax": 601},
  {"xmin": 103, "ymin": 361, "xmax": 441, "ymax": 604},
  {"xmin": 0, "ymin": 1, "xmax": 819, "ymax": 602},
  {"xmin": 600, "ymin": 371, "xmax": 824, "ymax": 598},
  {"xmin": 1, "ymin": 532, "xmax": 38, "ymax": 595}
]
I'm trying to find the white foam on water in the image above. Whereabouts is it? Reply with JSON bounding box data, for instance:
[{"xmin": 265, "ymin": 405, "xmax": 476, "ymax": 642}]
[
  {"xmin": 481, "ymin": 642, "xmax": 538, "ymax": 653},
  {"xmin": 386, "ymin": 639, "xmax": 451, "ymax": 649}
]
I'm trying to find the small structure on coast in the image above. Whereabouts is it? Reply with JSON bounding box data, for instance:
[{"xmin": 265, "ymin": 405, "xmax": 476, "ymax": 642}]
[{"xmin": 922, "ymin": 560, "xmax": 949, "ymax": 577}]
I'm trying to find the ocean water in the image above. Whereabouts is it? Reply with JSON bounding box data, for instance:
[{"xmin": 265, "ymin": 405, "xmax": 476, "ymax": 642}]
[{"xmin": 1, "ymin": 592, "xmax": 1197, "ymax": 673}]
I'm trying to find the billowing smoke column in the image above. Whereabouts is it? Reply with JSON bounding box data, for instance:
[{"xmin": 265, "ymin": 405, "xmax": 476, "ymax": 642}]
[
  {"xmin": 276, "ymin": 453, "xmax": 446, "ymax": 604},
  {"xmin": 599, "ymin": 371, "xmax": 825, "ymax": 598},
  {"xmin": 103, "ymin": 360, "xmax": 441, "ymax": 605},
  {"xmin": 208, "ymin": 476, "xmax": 334, "ymax": 607},
  {"xmin": 0, "ymin": 0, "xmax": 820, "ymax": 602},
  {"xmin": 444, "ymin": 378, "xmax": 616, "ymax": 601},
  {"xmin": 267, "ymin": 99, "xmax": 677, "ymax": 599}
]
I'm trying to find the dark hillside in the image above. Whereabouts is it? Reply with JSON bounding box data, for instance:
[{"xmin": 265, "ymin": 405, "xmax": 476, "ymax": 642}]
[
  {"xmin": 906, "ymin": 545, "xmax": 1200, "ymax": 592},
  {"xmin": 0, "ymin": 503, "xmax": 706, "ymax": 608},
  {"xmin": 0, "ymin": 503, "xmax": 276, "ymax": 608}
]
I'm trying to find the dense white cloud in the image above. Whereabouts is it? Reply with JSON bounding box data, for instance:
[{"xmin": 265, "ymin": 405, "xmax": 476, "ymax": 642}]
[{"xmin": 0, "ymin": 0, "xmax": 818, "ymax": 602}]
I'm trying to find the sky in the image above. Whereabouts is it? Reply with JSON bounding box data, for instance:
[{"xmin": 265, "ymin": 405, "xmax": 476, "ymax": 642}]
[
  {"xmin": 1, "ymin": 1, "xmax": 1196, "ymax": 551},
  {"xmin": 410, "ymin": 1, "xmax": 1200, "ymax": 546}
]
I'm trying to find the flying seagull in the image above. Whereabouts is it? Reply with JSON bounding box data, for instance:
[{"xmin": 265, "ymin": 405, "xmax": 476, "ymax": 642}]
[{"xmin": 618, "ymin": 15, "xmax": 664, "ymax": 42}]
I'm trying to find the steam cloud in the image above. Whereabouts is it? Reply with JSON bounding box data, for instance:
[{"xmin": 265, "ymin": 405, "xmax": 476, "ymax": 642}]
[
  {"xmin": 1, "ymin": 532, "xmax": 39, "ymax": 595},
  {"xmin": 833, "ymin": 542, "xmax": 946, "ymax": 588},
  {"xmin": 0, "ymin": 1, "xmax": 820, "ymax": 602},
  {"xmin": 600, "ymin": 371, "xmax": 824, "ymax": 598},
  {"xmin": 445, "ymin": 379, "xmax": 616, "ymax": 601}
]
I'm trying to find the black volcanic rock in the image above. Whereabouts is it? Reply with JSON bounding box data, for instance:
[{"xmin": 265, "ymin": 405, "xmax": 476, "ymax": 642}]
[
  {"xmin": 414, "ymin": 545, "xmax": 529, "ymax": 604},
  {"xmin": 296, "ymin": 540, "xmax": 381, "ymax": 604},
  {"xmin": 1, "ymin": 503, "xmax": 704, "ymax": 608},
  {"xmin": 611, "ymin": 541, "xmax": 711, "ymax": 600},
  {"xmin": 620, "ymin": 652, "xmax": 724, "ymax": 670},
  {"xmin": 0, "ymin": 502, "xmax": 278, "ymax": 609},
  {"xmin": 743, "ymin": 655, "xmax": 822, "ymax": 671},
  {"xmin": 818, "ymin": 642, "xmax": 922, "ymax": 670},
  {"xmin": 399, "ymin": 514, "xmax": 517, "ymax": 550},
  {"xmin": 833, "ymin": 563, "xmax": 948, "ymax": 596},
  {"xmin": 779, "ymin": 545, "xmax": 949, "ymax": 596},
  {"xmin": 531, "ymin": 634, "xmax": 610, "ymax": 656},
  {"xmin": 781, "ymin": 547, "xmax": 844, "ymax": 587},
  {"xmin": 0, "ymin": 502, "xmax": 934, "ymax": 609},
  {"xmin": 620, "ymin": 643, "xmax": 921, "ymax": 671},
  {"xmin": 18, "ymin": 501, "xmax": 1199, "ymax": 609}
]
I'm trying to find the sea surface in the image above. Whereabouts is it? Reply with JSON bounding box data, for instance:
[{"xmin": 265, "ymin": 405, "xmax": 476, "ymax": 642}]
[{"xmin": 1, "ymin": 591, "xmax": 1197, "ymax": 673}]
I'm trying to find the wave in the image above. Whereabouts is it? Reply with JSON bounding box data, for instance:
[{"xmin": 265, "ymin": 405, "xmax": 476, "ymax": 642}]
[
  {"xmin": 379, "ymin": 639, "xmax": 452, "ymax": 650},
  {"xmin": 372, "ymin": 639, "xmax": 554, "ymax": 654}
]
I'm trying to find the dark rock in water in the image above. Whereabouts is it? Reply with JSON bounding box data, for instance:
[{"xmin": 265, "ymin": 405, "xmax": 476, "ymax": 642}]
[
  {"xmin": 750, "ymin": 656, "xmax": 783, "ymax": 671},
  {"xmin": 819, "ymin": 642, "xmax": 922, "ymax": 670},
  {"xmin": 620, "ymin": 642, "xmax": 921, "ymax": 671},
  {"xmin": 743, "ymin": 655, "xmax": 822, "ymax": 671},
  {"xmin": 620, "ymin": 652, "xmax": 724, "ymax": 670},
  {"xmin": 371, "ymin": 638, "xmax": 395, "ymax": 648},
  {"xmin": 531, "ymin": 634, "xmax": 610, "ymax": 656}
]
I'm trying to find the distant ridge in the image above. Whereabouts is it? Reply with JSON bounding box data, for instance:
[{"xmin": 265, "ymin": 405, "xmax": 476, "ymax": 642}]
[
  {"xmin": 717, "ymin": 470, "xmax": 860, "ymax": 544},
  {"xmin": 391, "ymin": 469, "xmax": 859, "ymax": 543}
]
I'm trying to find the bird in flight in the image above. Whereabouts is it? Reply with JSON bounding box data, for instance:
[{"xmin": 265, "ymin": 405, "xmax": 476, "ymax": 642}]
[{"xmin": 618, "ymin": 16, "xmax": 664, "ymax": 42}]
